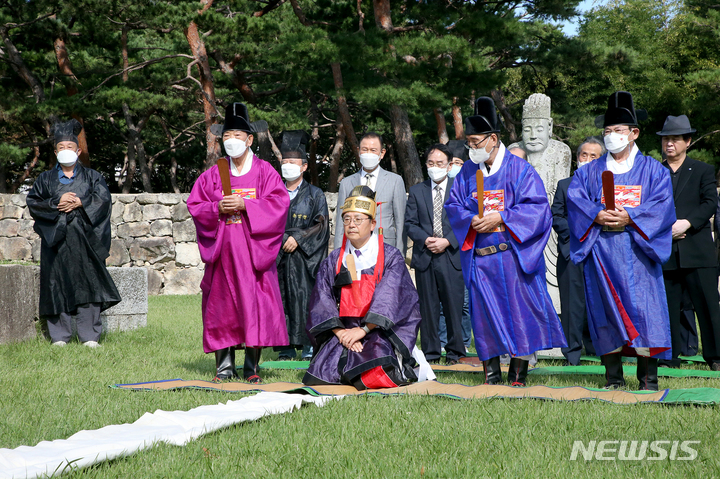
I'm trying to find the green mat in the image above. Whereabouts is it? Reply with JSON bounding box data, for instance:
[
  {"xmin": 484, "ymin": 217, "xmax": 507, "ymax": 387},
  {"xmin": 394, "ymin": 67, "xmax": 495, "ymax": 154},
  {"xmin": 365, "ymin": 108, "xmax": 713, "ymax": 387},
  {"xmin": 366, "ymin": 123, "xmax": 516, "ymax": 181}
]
[
  {"xmin": 536, "ymin": 354, "xmax": 706, "ymax": 364},
  {"xmin": 260, "ymin": 361, "xmax": 720, "ymax": 379}
]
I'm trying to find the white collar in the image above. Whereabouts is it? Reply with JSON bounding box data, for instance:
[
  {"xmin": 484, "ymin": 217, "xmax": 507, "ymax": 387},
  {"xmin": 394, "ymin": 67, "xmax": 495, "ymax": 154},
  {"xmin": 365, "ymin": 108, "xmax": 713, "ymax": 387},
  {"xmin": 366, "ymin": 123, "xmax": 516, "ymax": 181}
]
[
  {"xmin": 606, "ymin": 144, "xmax": 638, "ymax": 174},
  {"xmin": 483, "ymin": 142, "xmax": 506, "ymax": 177},
  {"xmin": 230, "ymin": 149, "xmax": 254, "ymax": 177},
  {"xmin": 343, "ymin": 233, "xmax": 379, "ymax": 277}
]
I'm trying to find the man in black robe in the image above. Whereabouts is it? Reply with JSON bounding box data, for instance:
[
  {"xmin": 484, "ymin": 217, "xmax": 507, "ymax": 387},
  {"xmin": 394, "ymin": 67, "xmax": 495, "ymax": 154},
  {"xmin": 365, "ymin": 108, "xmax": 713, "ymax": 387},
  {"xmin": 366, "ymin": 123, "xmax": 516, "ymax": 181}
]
[
  {"xmin": 275, "ymin": 130, "xmax": 330, "ymax": 360},
  {"xmin": 27, "ymin": 119, "xmax": 121, "ymax": 347}
]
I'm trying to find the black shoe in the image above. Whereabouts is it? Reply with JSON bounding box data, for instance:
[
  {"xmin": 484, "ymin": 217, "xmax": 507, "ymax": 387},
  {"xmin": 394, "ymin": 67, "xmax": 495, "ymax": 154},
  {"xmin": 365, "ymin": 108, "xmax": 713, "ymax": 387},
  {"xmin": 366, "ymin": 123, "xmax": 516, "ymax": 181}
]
[
  {"xmin": 243, "ymin": 347, "xmax": 263, "ymax": 380},
  {"xmin": 277, "ymin": 355, "xmax": 292, "ymax": 361},
  {"xmin": 601, "ymin": 352, "xmax": 626, "ymax": 389},
  {"xmin": 445, "ymin": 358, "xmax": 459, "ymax": 366},
  {"xmin": 710, "ymin": 362, "xmax": 720, "ymax": 372},
  {"xmin": 507, "ymin": 358, "xmax": 529, "ymax": 387},
  {"xmin": 213, "ymin": 347, "xmax": 239, "ymax": 381},
  {"xmin": 482, "ymin": 356, "xmax": 502, "ymax": 385},
  {"xmin": 637, "ymin": 356, "xmax": 659, "ymax": 391}
]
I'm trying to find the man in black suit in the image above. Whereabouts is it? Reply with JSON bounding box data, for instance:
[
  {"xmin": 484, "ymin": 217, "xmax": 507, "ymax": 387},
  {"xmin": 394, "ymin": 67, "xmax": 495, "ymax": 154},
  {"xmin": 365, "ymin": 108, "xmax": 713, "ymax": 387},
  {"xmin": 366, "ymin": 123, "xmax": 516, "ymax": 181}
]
[
  {"xmin": 405, "ymin": 144, "xmax": 465, "ymax": 365},
  {"xmin": 660, "ymin": 115, "xmax": 720, "ymax": 370},
  {"xmin": 552, "ymin": 138, "xmax": 603, "ymax": 364}
]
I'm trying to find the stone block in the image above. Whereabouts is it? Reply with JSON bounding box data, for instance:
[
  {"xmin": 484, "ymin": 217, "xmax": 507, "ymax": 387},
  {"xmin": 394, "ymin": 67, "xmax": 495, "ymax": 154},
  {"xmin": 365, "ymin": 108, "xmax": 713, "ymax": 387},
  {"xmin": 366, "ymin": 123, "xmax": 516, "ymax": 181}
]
[
  {"xmin": 11, "ymin": 194, "xmax": 27, "ymax": 207},
  {"xmin": 163, "ymin": 267, "xmax": 202, "ymax": 295},
  {"xmin": 0, "ymin": 219, "xmax": 20, "ymax": 237},
  {"xmin": 107, "ymin": 239, "xmax": 130, "ymax": 266},
  {"xmin": 123, "ymin": 202, "xmax": 142, "ymax": 222},
  {"xmin": 0, "ymin": 237, "xmax": 32, "ymax": 261},
  {"xmin": 111, "ymin": 201, "xmax": 125, "ymax": 223},
  {"xmin": 136, "ymin": 193, "xmax": 158, "ymax": 205},
  {"xmin": 171, "ymin": 202, "xmax": 191, "ymax": 222},
  {"xmin": 149, "ymin": 219, "xmax": 172, "ymax": 236},
  {"xmin": 143, "ymin": 204, "xmax": 171, "ymax": 221},
  {"xmin": 0, "ymin": 264, "xmax": 40, "ymax": 344},
  {"xmin": 17, "ymin": 220, "xmax": 38, "ymax": 239},
  {"xmin": 325, "ymin": 192, "xmax": 338, "ymax": 211},
  {"xmin": 158, "ymin": 193, "xmax": 182, "ymax": 205},
  {"xmin": 181, "ymin": 193, "xmax": 191, "ymax": 202},
  {"xmin": 115, "ymin": 194, "xmax": 137, "ymax": 204},
  {"xmin": 128, "ymin": 236, "xmax": 175, "ymax": 264},
  {"xmin": 22, "ymin": 208, "xmax": 33, "ymax": 220},
  {"xmin": 175, "ymin": 242, "xmax": 201, "ymax": 266},
  {"xmin": 173, "ymin": 219, "xmax": 196, "ymax": 242},
  {"xmin": 1, "ymin": 205, "xmax": 24, "ymax": 219},
  {"xmin": 117, "ymin": 221, "xmax": 151, "ymax": 238},
  {"xmin": 0, "ymin": 195, "xmax": 6, "ymax": 207},
  {"xmin": 100, "ymin": 266, "xmax": 148, "ymax": 331},
  {"xmin": 147, "ymin": 268, "xmax": 163, "ymax": 295}
]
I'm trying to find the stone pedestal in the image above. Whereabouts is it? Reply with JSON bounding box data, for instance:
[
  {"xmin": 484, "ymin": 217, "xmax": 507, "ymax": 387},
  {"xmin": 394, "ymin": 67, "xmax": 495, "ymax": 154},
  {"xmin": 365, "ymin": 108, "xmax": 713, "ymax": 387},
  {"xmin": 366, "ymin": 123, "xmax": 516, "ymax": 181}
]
[
  {"xmin": 0, "ymin": 264, "xmax": 40, "ymax": 344},
  {"xmin": 101, "ymin": 267, "xmax": 148, "ymax": 331}
]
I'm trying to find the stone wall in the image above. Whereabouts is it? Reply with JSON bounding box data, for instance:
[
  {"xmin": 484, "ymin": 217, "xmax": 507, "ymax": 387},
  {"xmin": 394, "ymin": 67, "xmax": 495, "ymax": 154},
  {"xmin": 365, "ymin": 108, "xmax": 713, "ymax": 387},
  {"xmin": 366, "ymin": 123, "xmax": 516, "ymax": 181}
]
[{"xmin": 0, "ymin": 192, "xmax": 342, "ymax": 295}]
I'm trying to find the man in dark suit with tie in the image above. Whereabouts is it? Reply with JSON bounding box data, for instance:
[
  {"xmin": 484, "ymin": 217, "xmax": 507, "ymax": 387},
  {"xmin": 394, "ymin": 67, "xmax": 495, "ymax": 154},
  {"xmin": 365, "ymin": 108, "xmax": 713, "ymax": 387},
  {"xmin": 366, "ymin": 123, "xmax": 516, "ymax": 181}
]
[
  {"xmin": 405, "ymin": 143, "xmax": 465, "ymax": 365},
  {"xmin": 334, "ymin": 132, "xmax": 407, "ymax": 253},
  {"xmin": 552, "ymin": 137, "xmax": 604, "ymax": 364},
  {"xmin": 659, "ymin": 115, "xmax": 720, "ymax": 370}
]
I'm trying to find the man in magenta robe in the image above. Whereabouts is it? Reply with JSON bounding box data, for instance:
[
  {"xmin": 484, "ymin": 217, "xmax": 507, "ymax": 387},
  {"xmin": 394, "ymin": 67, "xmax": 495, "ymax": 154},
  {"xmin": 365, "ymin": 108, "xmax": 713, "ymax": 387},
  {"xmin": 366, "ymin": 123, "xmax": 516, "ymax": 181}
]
[{"xmin": 188, "ymin": 103, "xmax": 289, "ymax": 383}]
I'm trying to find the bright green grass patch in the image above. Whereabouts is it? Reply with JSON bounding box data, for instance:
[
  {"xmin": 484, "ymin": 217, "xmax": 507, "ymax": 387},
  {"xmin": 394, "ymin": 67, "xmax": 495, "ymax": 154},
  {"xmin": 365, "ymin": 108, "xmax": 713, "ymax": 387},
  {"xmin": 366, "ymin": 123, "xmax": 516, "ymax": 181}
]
[{"xmin": 1, "ymin": 295, "xmax": 720, "ymax": 478}]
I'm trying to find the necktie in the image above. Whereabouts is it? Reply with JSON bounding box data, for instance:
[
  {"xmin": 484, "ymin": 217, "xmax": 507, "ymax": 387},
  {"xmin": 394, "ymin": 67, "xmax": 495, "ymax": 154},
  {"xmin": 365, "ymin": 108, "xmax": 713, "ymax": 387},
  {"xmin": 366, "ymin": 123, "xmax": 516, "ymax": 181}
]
[
  {"xmin": 365, "ymin": 174, "xmax": 372, "ymax": 186},
  {"xmin": 433, "ymin": 185, "xmax": 443, "ymax": 238},
  {"xmin": 354, "ymin": 249, "xmax": 362, "ymax": 258}
]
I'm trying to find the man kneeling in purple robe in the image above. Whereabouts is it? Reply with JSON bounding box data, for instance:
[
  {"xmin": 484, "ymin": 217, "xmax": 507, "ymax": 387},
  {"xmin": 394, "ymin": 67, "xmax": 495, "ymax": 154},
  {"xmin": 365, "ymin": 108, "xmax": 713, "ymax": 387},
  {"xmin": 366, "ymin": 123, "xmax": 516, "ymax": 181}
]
[
  {"xmin": 303, "ymin": 186, "xmax": 434, "ymax": 389},
  {"xmin": 188, "ymin": 103, "xmax": 289, "ymax": 384},
  {"xmin": 445, "ymin": 97, "xmax": 567, "ymax": 387}
]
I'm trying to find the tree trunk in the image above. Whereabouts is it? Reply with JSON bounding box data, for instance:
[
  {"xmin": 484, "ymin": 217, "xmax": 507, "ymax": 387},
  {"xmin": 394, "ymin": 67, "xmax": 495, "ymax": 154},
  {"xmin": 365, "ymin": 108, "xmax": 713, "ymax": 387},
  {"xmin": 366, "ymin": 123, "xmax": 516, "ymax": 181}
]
[
  {"xmin": 330, "ymin": 63, "xmax": 360, "ymax": 166},
  {"xmin": 372, "ymin": 0, "xmax": 393, "ymax": 32},
  {"xmin": 122, "ymin": 143, "xmax": 136, "ymax": 194},
  {"xmin": 390, "ymin": 104, "xmax": 423, "ymax": 189},
  {"xmin": 307, "ymin": 93, "xmax": 321, "ymax": 186},
  {"xmin": 433, "ymin": 108, "xmax": 449, "ymax": 143},
  {"xmin": 327, "ymin": 119, "xmax": 346, "ymax": 193},
  {"xmin": 160, "ymin": 118, "xmax": 181, "ymax": 193},
  {"xmin": 185, "ymin": 21, "xmax": 221, "ymax": 170},
  {"xmin": 11, "ymin": 125, "xmax": 41, "ymax": 193},
  {"xmin": 54, "ymin": 36, "xmax": 90, "ymax": 166},
  {"xmin": 211, "ymin": 51, "xmax": 257, "ymax": 104},
  {"xmin": 452, "ymin": 97, "xmax": 464, "ymax": 139},
  {"xmin": 255, "ymin": 130, "xmax": 278, "ymax": 164},
  {"xmin": 122, "ymin": 104, "xmax": 153, "ymax": 192},
  {"xmin": 491, "ymin": 89, "xmax": 517, "ymax": 143}
]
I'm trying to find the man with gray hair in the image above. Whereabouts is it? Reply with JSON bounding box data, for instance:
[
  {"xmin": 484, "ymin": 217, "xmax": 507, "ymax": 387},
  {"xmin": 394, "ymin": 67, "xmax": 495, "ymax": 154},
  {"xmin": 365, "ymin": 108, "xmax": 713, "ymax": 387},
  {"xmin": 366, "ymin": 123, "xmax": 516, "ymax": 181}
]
[
  {"xmin": 275, "ymin": 130, "xmax": 330, "ymax": 361},
  {"xmin": 551, "ymin": 137, "xmax": 605, "ymax": 364}
]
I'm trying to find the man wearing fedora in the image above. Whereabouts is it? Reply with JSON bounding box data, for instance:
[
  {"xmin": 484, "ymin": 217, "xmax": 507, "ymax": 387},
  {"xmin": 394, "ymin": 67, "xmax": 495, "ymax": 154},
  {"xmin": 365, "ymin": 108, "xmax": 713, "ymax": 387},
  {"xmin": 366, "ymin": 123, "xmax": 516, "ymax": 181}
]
[
  {"xmin": 567, "ymin": 91, "xmax": 675, "ymax": 391},
  {"xmin": 445, "ymin": 97, "xmax": 566, "ymax": 387},
  {"xmin": 659, "ymin": 115, "xmax": 720, "ymax": 370}
]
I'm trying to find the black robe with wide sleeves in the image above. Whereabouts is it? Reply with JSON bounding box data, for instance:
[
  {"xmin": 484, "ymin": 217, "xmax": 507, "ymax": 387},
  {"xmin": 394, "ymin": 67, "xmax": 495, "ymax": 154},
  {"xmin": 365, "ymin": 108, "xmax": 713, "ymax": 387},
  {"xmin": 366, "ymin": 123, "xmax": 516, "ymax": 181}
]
[
  {"xmin": 276, "ymin": 181, "xmax": 330, "ymax": 346},
  {"xmin": 26, "ymin": 164, "xmax": 121, "ymax": 316}
]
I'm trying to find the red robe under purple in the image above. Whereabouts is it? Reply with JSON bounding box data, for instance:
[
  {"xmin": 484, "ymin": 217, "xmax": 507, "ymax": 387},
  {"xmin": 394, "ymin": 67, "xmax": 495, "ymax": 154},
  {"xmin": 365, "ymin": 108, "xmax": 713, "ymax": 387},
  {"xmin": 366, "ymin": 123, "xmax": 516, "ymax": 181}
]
[{"xmin": 188, "ymin": 154, "xmax": 289, "ymax": 353}]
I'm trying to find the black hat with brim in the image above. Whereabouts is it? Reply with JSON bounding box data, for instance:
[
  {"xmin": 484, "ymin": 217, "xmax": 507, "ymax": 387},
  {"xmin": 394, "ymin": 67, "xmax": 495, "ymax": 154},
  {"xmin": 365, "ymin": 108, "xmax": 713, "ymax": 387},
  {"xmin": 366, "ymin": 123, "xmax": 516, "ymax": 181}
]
[
  {"xmin": 656, "ymin": 115, "xmax": 697, "ymax": 136},
  {"xmin": 446, "ymin": 140, "xmax": 469, "ymax": 161},
  {"xmin": 465, "ymin": 97, "xmax": 501, "ymax": 135},
  {"xmin": 279, "ymin": 130, "xmax": 311, "ymax": 159},
  {"xmin": 53, "ymin": 119, "xmax": 83, "ymax": 145},
  {"xmin": 222, "ymin": 102, "xmax": 253, "ymax": 133},
  {"xmin": 594, "ymin": 91, "xmax": 647, "ymax": 128}
]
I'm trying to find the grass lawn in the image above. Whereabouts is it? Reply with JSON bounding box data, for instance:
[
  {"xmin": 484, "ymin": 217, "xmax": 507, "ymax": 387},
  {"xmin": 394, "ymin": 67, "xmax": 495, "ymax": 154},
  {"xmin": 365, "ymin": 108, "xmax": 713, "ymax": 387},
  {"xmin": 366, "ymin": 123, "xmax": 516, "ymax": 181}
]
[{"xmin": 2, "ymin": 294, "xmax": 719, "ymax": 478}]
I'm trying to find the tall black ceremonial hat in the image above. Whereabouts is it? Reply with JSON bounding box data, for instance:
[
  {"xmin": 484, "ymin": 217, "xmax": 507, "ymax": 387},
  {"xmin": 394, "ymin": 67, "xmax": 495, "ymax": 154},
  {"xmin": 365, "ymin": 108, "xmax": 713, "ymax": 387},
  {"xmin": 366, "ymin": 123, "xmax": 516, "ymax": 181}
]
[
  {"xmin": 279, "ymin": 130, "xmax": 311, "ymax": 160},
  {"xmin": 656, "ymin": 115, "xmax": 697, "ymax": 136},
  {"xmin": 595, "ymin": 91, "xmax": 648, "ymax": 128},
  {"xmin": 465, "ymin": 97, "xmax": 501, "ymax": 135},
  {"xmin": 222, "ymin": 102, "xmax": 253, "ymax": 133},
  {"xmin": 52, "ymin": 119, "xmax": 83, "ymax": 145},
  {"xmin": 446, "ymin": 140, "xmax": 469, "ymax": 161}
]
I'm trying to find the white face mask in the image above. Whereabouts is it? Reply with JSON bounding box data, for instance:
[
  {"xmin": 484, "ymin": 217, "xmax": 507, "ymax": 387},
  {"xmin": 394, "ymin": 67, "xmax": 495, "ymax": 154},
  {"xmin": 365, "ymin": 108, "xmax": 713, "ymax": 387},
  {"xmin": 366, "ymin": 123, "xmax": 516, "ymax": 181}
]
[
  {"xmin": 604, "ymin": 132, "xmax": 630, "ymax": 154},
  {"xmin": 468, "ymin": 142, "xmax": 493, "ymax": 165},
  {"xmin": 223, "ymin": 138, "xmax": 247, "ymax": 158},
  {"xmin": 359, "ymin": 153, "xmax": 381, "ymax": 170},
  {"xmin": 57, "ymin": 150, "xmax": 78, "ymax": 167},
  {"xmin": 577, "ymin": 160, "xmax": 591, "ymax": 169},
  {"xmin": 427, "ymin": 166, "xmax": 448, "ymax": 183},
  {"xmin": 281, "ymin": 163, "xmax": 302, "ymax": 181},
  {"xmin": 447, "ymin": 164, "xmax": 462, "ymax": 178}
]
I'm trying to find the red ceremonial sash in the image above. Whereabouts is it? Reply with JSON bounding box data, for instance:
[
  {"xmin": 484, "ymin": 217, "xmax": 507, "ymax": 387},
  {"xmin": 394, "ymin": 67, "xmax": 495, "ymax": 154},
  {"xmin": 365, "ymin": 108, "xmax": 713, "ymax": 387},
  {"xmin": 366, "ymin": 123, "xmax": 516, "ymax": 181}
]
[{"xmin": 336, "ymin": 235, "xmax": 385, "ymax": 318}]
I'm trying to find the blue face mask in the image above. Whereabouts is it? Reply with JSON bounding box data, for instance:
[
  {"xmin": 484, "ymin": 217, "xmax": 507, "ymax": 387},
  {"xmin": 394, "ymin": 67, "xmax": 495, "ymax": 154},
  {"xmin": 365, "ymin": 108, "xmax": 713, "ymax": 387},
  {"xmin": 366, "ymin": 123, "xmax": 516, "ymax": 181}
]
[{"xmin": 447, "ymin": 164, "xmax": 462, "ymax": 178}]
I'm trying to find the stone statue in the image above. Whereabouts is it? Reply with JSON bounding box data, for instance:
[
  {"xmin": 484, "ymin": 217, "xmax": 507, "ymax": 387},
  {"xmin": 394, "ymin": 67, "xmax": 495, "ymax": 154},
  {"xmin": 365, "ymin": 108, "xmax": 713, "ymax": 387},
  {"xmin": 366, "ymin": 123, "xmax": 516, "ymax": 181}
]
[{"xmin": 509, "ymin": 93, "xmax": 571, "ymax": 321}]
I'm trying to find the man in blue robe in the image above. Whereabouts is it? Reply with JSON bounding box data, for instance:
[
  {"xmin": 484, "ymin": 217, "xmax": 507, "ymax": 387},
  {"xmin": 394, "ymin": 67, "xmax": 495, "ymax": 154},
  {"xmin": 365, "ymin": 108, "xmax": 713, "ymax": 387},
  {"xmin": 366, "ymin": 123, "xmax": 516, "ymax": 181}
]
[
  {"xmin": 567, "ymin": 91, "xmax": 675, "ymax": 391},
  {"xmin": 446, "ymin": 97, "xmax": 566, "ymax": 387}
]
